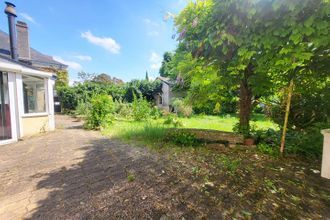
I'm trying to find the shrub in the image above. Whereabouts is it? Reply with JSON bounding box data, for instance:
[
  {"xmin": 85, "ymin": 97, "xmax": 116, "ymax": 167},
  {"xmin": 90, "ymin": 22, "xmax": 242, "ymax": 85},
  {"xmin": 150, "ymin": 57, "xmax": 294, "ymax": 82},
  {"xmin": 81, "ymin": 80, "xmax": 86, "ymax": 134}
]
[
  {"xmin": 267, "ymin": 88, "xmax": 329, "ymax": 130},
  {"xmin": 132, "ymin": 94, "xmax": 152, "ymax": 121},
  {"xmin": 285, "ymin": 123, "xmax": 328, "ymax": 158},
  {"xmin": 213, "ymin": 102, "xmax": 221, "ymax": 114},
  {"xmin": 257, "ymin": 143, "xmax": 279, "ymax": 157},
  {"xmin": 254, "ymin": 122, "xmax": 329, "ymax": 159},
  {"xmin": 114, "ymin": 100, "xmax": 133, "ymax": 119},
  {"xmin": 150, "ymin": 106, "xmax": 163, "ymax": 119},
  {"xmin": 75, "ymin": 100, "xmax": 91, "ymax": 117},
  {"xmin": 163, "ymin": 114, "xmax": 183, "ymax": 127},
  {"xmin": 165, "ymin": 130, "xmax": 200, "ymax": 146},
  {"xmin": 171, "ymin": 98, "xmax": 193, "ymax": 117},
  {"xmin": 85, "ymin": 94, "xmax": 114, "ymax": 129},
  {"xmin": 57, "ymin": 86, "xmax": 78, "ymax": 111}
]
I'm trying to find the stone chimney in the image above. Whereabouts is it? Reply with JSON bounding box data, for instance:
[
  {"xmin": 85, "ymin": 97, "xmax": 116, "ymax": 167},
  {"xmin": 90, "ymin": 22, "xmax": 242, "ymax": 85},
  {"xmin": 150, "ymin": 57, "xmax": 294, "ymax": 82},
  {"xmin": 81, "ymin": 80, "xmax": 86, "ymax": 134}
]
[{"xmin": 16, "ymin": 21, "xmax": 30, "ymax": 60}]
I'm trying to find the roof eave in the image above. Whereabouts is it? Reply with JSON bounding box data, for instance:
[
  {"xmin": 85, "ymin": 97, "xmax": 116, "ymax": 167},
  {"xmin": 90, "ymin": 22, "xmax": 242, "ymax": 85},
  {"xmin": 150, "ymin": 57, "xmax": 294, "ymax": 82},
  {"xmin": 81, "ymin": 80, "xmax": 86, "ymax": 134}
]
[{"xmin": 0, "ymin": 60, "xmax": 54, "ymax": 78}]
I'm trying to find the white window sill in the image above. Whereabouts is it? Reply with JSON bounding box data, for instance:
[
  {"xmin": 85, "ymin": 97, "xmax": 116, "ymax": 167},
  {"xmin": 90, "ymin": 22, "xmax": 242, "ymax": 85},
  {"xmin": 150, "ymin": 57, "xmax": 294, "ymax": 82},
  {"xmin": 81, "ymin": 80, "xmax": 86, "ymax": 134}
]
[{"xmin": 22, "ymin": 112, "xmax": 49, "ymax": 118}]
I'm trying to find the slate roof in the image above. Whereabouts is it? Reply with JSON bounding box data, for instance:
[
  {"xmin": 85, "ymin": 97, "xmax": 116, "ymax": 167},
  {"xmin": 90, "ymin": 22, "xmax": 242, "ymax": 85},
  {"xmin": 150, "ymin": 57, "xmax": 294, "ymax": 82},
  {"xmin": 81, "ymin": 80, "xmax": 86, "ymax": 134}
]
[{"xmin": 0, "ymin": 29, "xmax": 66, "ymax": 68}]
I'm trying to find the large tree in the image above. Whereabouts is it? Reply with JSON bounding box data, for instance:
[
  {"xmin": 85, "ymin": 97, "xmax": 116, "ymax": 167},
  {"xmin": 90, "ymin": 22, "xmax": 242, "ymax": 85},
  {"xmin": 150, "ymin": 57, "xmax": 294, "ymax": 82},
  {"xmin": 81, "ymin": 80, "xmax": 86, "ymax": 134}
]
[
  {"xmin": 175, "ymin": 0, "xmax": 272, "ymax": 133},
  {"xmin": 175, "ymin": 0, "xmax": 330, "ymax": 139},
  {"xmin": 159, "ymin": 52, "xmax": 174, "ymax": 77}
]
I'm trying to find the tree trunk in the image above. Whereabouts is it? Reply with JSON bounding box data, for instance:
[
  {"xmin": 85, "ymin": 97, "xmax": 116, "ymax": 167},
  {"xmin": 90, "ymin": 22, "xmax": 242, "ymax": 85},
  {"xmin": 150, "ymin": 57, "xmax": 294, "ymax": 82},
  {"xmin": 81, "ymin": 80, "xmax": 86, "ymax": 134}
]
[
  {"xmin": 280, "ymin": 79, "xmax": 294, "ymax": 154},
  {"xmin": 239, "ymin": 65, "xmax": 253, "ymax": 133}
]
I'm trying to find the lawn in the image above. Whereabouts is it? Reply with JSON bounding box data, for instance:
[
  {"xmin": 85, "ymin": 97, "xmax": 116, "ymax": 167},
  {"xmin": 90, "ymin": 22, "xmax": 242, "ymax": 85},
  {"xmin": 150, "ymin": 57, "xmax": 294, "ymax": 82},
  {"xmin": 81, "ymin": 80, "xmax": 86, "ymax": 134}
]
[
  {"xmin": 103, "ymin": 114, "xmax": 278, "ymax": 141},
  {"xmin": 178, "ymin": 114, "xmax": 278, "ymax": 132},
  {"xmin": 101, "ymin": 114, "xmax": 330, "ymax": 219}
]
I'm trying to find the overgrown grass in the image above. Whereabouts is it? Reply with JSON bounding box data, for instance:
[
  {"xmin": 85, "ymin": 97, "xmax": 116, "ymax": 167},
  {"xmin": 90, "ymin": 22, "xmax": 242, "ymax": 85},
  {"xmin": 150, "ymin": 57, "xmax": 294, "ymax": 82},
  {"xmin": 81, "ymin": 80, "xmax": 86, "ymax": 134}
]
[
  {"xmin": 176, "ymin": 114, "xmax": 277, "ymax": 132},
  {"xmin": 102, "ymin": 120, "xmax": 167, "ymax": 144},
  {"xmin": 102, "ymin": 114, "xmax": 277, "ymax": 145}
]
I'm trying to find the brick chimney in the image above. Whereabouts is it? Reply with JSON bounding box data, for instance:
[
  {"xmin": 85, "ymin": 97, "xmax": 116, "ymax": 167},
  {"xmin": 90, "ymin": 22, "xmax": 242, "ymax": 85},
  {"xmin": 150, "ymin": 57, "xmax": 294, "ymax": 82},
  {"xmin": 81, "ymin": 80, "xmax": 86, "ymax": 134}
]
[{"xmin": 16, "ymin": 21, "xmax": 30, "ymax": 60}]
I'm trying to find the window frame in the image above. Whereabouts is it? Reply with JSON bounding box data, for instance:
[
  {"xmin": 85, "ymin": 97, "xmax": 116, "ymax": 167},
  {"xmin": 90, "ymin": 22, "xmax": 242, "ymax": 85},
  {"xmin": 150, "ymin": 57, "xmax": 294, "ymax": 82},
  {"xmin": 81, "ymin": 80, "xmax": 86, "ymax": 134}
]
[{"xmin": 21, "ymin": 75, "xmax": 48, "ymax": 117}]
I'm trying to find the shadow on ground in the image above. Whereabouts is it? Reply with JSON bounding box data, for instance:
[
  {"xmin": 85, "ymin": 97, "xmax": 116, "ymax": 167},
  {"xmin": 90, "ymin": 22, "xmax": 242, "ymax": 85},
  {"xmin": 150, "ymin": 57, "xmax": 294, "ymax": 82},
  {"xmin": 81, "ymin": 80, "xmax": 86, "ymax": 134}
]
[{"xmin": 27, "ymin": 137, "xmax": 212, "ymax": 219}]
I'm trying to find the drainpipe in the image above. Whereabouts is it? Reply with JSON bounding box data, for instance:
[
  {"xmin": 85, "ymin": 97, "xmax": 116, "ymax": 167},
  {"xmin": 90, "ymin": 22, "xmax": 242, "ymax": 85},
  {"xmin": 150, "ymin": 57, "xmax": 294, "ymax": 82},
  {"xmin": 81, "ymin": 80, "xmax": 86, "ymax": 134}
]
[{"xmin": 4, "ymin": 2, "xmax": 18, "ymax": 61}]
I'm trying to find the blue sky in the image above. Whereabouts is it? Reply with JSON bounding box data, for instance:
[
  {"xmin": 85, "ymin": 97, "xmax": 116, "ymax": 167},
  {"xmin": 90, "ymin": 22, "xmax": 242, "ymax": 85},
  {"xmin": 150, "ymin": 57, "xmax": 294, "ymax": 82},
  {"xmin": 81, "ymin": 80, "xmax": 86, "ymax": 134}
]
[{"xmin": 0, "ymin": 0, "xmax": 188, "ymax": 82}]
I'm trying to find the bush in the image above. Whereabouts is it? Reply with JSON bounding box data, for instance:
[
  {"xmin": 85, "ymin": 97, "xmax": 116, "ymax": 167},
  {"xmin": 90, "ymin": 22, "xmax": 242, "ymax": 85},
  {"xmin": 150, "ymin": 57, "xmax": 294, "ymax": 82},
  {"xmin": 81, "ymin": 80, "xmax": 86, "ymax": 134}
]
[
  {"xmin": 57, "ymin": 86, "xmax": 78, "ymax": 111},
  {"xmin": 150, "ymin": 106, "xmax": 163, "ymax": 119},
  {"xmin": 254, "ymin": 122, "xmax": 329, "ymax": 159},
  {"xmin": 132, "ymin": 94, "xmax": 152, "ymax": 121},
  {"xmin": 114, "ymin": 100, "xmax": 133, "ymax": 119},
  {"xmin": 171, "ymin": 98, "xmax": 193, "ymax": 117},
  {"xmin": 85, "ymin": 94, "xmax": 114, "ymax": 129},
  {"xmin": 257, "ymin": 143, "xmax": 279, "ymax": 157},
  {"xmin": 75, "ymin": 100, "xmax": 91, "ymax": 117},
  {"xmin": 285, "ymin": 123, "xmax": 328, "ymax": 158},
  {"xmin": 163, "ymin": 114, "xmax": 183, "ymax": 127},
  {"xmin": 165, "ymin": 130, "xmax": 200, "ymax": 146},
  {"xmin": 267, "ymin": 88, "xmax": 329, "ymax": 130}
]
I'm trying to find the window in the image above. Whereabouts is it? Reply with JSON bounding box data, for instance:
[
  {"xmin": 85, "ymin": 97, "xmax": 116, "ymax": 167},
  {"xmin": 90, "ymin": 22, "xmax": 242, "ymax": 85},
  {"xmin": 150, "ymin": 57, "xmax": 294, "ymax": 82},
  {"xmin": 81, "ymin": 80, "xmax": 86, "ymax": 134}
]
[
  {"xmin": 23, "ymin": 75, "xmax": 46, "ymax": 114},
  {"xmin": 0, "ymin": 72, "xmax": 11, "ymax": 140}
]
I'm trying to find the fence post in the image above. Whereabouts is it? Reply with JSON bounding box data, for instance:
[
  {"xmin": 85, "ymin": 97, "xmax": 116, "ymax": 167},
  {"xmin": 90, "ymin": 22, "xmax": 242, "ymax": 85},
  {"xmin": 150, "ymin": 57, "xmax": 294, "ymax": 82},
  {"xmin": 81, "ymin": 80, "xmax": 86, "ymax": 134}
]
[{"xmin": 321, "ymin": 129, "xmax": 330, "ymax": 179}]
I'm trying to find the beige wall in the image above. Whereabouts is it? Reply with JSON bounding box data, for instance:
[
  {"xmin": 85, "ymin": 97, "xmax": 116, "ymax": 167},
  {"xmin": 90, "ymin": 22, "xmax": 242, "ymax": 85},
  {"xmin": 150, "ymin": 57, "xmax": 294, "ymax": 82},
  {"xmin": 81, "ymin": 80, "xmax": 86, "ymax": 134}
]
[{"xmin": 22, "ymin": 116, "xmax": 49, "ymax": 137}]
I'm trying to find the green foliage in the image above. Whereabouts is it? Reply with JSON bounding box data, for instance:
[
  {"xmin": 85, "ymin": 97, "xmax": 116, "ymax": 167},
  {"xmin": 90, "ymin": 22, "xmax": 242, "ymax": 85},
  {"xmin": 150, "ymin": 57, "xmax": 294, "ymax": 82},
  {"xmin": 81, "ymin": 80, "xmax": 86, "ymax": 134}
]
[
  {"xmin": 132, "ymin": 94, "xmax": 152, "ymax": 121},
  {"xmin": 285, "ymin": 123, "xmax": 328, "ymax": 158},
  {"xmin": 126, "ymin": 172, "xmax": 136, "ymax": 182},
  {"xmin": 267, "ymin": 81, "xmax": 330, "ymax": 130},
  {"xmin": 55, "ymin": 70, "xmax": 69, "ymax": 88},
  {"xmin": 56, "ymin": 86, "xmax": 77, "ymax": 111},
  {"xmin": 174, "ymin": 0, "xmax": 330, "ymax": 141},
  {"xmin": 114, "ymin": 100, "xmax": 133, "ymax": 119},
  {"xmin": 92, "ymin": 73, "xmax": 124, "ymax": 84},
  {"xmin": 257, "ymin": 143, "xmax": 279, "ymax": 157},
  {"xmin": 255, "ymin": 122, "xmax": 329, "ymax": 158},
  {"xmin": 124, "ymin": 79, "xmax": 161, "ymax": 102},
  {"xmin": 85, "ymin": 94, "xmax": 114, "ymax": 129},
  {"xmin": 171, "ymin": 98, "xmax": 193, "ymax": 117},
  {"xmin": 213, "ymin": 102, "xmax": 221, "ymax": 115},
  {"xmin": 57, "ymin": 81, "xmax": 125, "ymax": 111},
  {"xmin": 216, "ymin": 155, "xmax": 240, "ymax": 174},
  {"xmin": 165, "ymin": 130, "xmax": 200, "ymax": 147},
  {"xmin": 159, "ymin": 52, "xmax": 174, "ymax": 77},
  {"xmin": 104, "ymin": 121, "xmax": 167, "ymax": 144},
  {"xmin": 75, "ymin": 100, "xmax": 91, "ymax": 117},
  {"xmin": 163, "ymin": 114, "xmax": 183, "ymax": 127}
]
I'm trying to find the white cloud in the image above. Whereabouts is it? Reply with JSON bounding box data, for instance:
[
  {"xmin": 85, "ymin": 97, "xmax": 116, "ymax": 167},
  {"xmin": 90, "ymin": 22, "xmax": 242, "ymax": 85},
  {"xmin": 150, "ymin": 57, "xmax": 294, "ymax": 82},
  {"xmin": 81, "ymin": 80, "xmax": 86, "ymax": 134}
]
[
  {"xmin": 149, "ymin": 52, "xmax": 161, "ymax": 63},
  {"xmin": 74, "ymin": 55, "xmax": 92, "ymax": 61},
  {"xmin": 151, "ymin": 63, "xmax": 162, "ymax": 70},
  {"xmin": 81, "ymin": 31, "xmax": 120, "ymax": 54},
  {"xmin": 20, "ymin": 13, "xmax": 37, "ymax": 25},
  {"xmin": 149, "ymin": 52, "xmax": 162, "ymax": 70},
  {"xmin": 147, "ymin": 31, "xmax": 159, "ymax": 37},
  {"xmin": 53, "ymin": 56, "xmax": 82, "ymax": 70},
  {"xmin": 143, "ymin": 18, "xmax": 159, "ymax": 27}
]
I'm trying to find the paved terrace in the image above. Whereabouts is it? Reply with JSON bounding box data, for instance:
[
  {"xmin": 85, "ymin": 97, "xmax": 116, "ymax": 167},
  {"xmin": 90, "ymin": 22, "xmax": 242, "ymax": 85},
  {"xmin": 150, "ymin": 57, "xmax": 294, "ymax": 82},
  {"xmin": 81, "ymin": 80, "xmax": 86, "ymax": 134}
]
[{"xmin": 0, "ymin": 115, "xmax": 208, "ymax": 219}]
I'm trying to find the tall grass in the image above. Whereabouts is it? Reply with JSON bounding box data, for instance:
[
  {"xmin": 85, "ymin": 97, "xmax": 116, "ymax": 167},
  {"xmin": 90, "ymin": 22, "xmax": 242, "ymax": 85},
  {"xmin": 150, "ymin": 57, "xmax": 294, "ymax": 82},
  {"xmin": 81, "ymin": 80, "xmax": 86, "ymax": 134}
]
[
  {"xmin": 102, "ymin": 120, "xmax": 167, "ymax": 144},
  {"xmin": 102, "ymin": 114, "xmax": 278, "ymax": 145}
]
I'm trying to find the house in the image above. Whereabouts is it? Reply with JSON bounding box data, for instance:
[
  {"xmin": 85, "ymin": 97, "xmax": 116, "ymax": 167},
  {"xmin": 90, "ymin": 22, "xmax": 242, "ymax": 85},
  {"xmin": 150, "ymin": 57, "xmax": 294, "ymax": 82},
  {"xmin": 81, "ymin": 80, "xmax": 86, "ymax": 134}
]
[
  {"xmin": 0, "ymin": 2, "xmax": 66, "ymax": 145},
  {"xmin": 155, "ymin": 76, "xmax": 184, "ymax": 111}
]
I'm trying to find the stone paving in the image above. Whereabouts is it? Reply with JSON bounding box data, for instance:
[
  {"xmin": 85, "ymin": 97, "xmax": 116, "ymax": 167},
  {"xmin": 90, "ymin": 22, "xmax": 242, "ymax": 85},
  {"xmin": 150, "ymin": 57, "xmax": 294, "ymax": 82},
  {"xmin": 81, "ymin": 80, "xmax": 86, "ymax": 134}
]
[{"xmin": 0, "ymin": 115, "xmax": 207, "ymax": 219}]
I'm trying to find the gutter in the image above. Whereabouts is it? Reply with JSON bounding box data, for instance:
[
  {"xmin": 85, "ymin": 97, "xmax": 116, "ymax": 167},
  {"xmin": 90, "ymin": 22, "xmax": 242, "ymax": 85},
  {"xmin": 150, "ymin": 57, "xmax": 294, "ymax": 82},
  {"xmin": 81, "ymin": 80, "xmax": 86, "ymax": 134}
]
[{"xmin": 0, "ymin": 60, "xmax": 53, "ymax": 78}]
